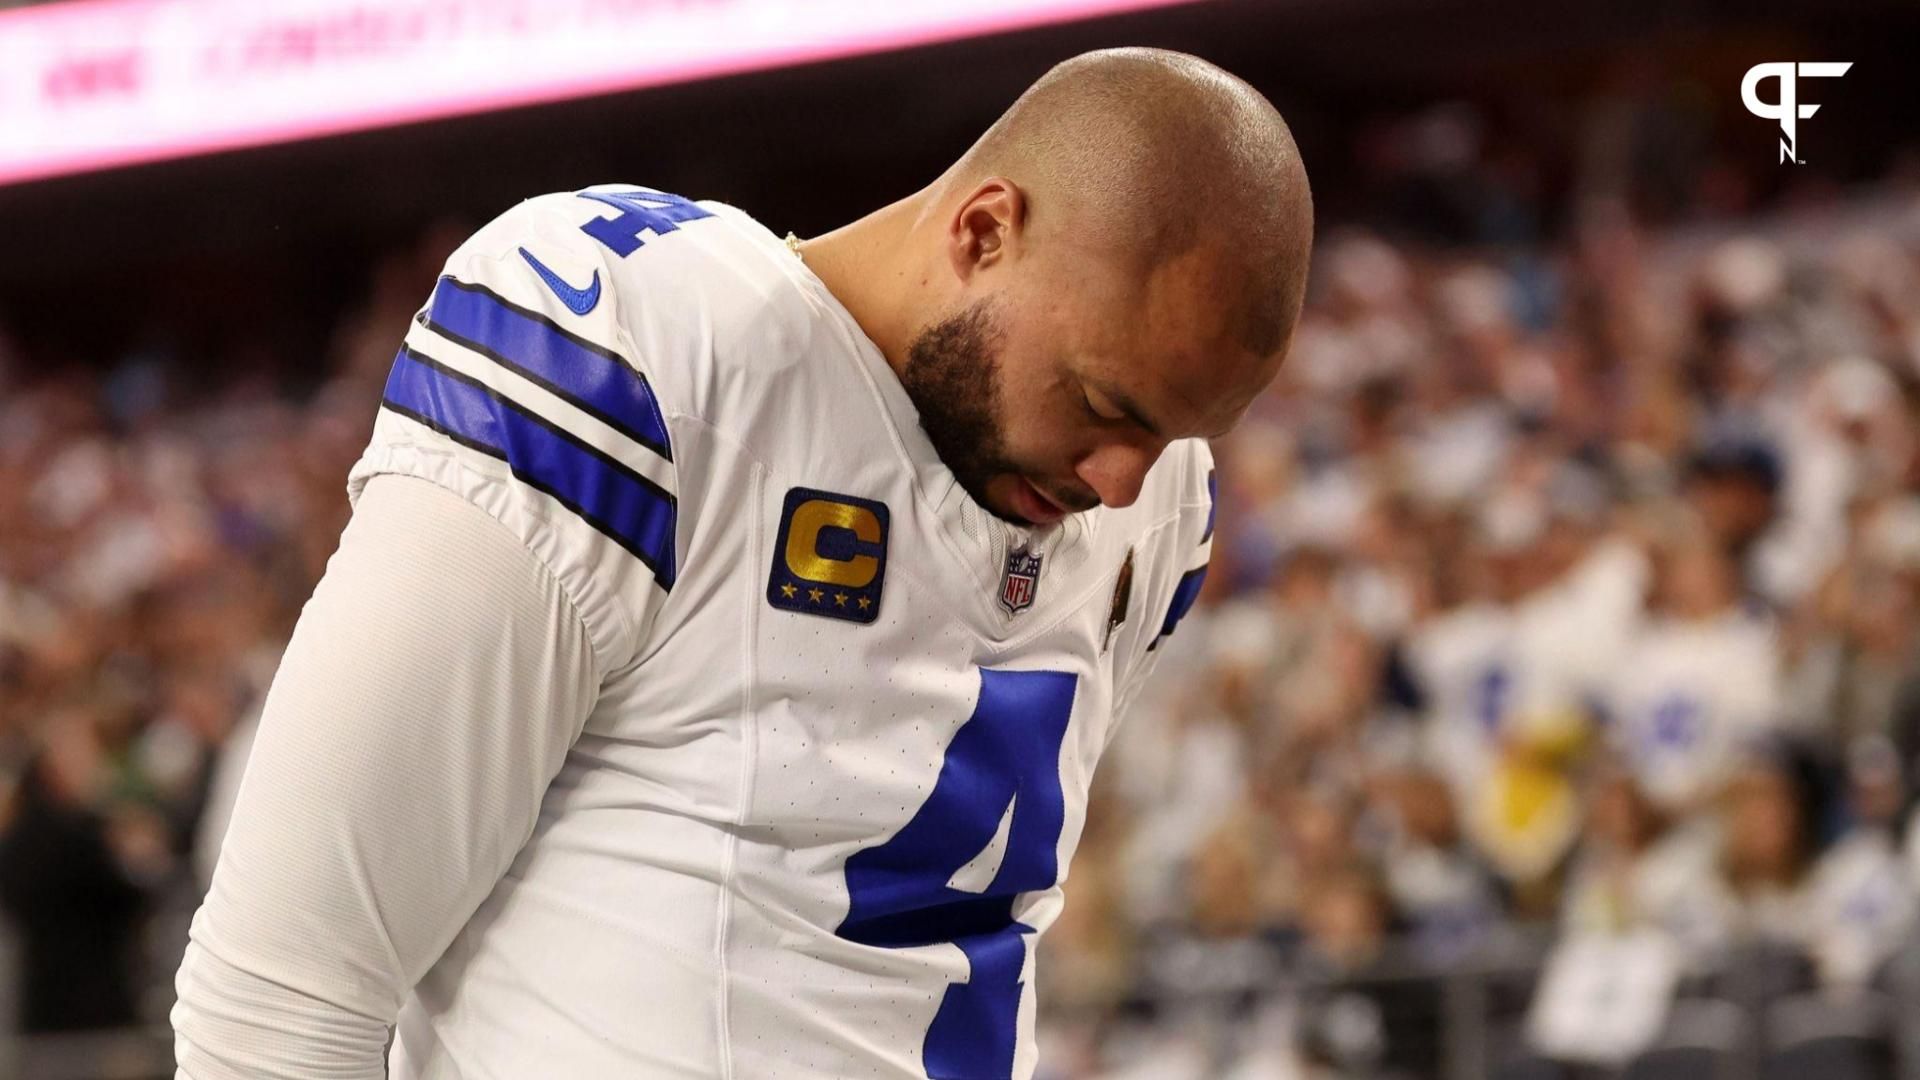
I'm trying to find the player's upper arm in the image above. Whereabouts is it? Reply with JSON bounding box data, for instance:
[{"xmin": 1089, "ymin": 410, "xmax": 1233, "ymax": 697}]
[
  {"xmin": 173, "ymin": 472, "xmax": 600, "ymax": 1079},
  {"xmin": 349, "ymin": 190, "xmax": 694, "ymax": 672}
]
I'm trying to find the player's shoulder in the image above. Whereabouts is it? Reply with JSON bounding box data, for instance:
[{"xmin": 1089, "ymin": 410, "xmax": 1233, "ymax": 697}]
[
  {"xmin": 1099, "ymin": 437, "xmax": 1215, "ymax": 632},
  {"xmin": 1159, "ymin": 438, "xmax": 1216, "ymax": 510},
  {"xmin": 453, "ymin": 185, "xmax": 826, "ymax": 424},
  {"xmin": 456, "ymin": 186, "xmax": 773, "ymax": 277},
  {"xmin": 1096, "ymin": 439, "xmax": 1215, "ymax": 668},
  {"xmin": 1128, "ymin": 438, "xmax": 1217, "ymax": 545}
]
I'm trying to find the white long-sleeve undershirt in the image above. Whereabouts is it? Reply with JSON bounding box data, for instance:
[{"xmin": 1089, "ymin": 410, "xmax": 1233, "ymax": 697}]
[{"xmin": 172, "ymin": 472, "xmax": 600, "ymax": 1079}]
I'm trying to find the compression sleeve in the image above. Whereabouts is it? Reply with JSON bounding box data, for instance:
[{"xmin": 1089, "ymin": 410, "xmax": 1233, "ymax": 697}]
[{"xmin": 171, "ymin": 471, "xmax": 599, "ymax": 1079}]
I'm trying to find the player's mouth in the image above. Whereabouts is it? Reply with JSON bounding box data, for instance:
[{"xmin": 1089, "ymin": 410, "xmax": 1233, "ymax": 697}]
[{"xmin": 1012, "ymin": 476, "xmax": 1071, "ymax": 527}]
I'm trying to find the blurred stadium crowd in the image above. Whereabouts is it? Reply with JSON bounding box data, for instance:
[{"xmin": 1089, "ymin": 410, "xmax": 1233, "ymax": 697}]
[
  {"xmin": 6, "ymin": 129, "xmax": 1920, "ymax": 1080},
  {"xmin": 1040, "ymin": 176, "xmax": 1920, "ymax": 1075},
  {"xmin": 0, "ymin": 227, "xmax": 467, "ymax": 1038}
]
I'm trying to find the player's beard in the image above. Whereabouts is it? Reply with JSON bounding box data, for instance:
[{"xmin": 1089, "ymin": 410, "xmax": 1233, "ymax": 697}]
[{"xmin": 900, "ymin": 297, "xmax": 1026, "ymax": 523}]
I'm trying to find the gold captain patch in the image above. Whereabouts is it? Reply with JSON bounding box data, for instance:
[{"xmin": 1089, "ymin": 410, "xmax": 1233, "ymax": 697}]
[{"xmin": 767, "ymin": 487, "xmax": 889, "ymax": 625}]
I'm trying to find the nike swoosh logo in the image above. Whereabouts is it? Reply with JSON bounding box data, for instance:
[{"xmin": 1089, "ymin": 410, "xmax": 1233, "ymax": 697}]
[{"xmin": 517, "ymin": 246, "xmax": 601, "ymax": 316}]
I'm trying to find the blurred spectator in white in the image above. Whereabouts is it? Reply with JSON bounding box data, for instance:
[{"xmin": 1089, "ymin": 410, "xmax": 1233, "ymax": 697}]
[
  {"xmin": 1558, "ymin": 761, "xmax": 1731, "ymax": 972},
  {"xmin": 1713, "ymin": 741, "xmax": 1916, "ymax": 989},
  {"xmin": 1447, "ymin": 457, "xmax": 1647, "ymax": 900},
  {"xmin": 1812, "ymin": 735, "xmax": 1919, "ymax": 988},
  {"xmin": 1605, "ymin": 524, "xmax": 1782, "ymax": 813}
]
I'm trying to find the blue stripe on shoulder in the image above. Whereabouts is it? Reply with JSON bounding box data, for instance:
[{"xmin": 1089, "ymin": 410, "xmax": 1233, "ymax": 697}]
[
  {"xmin": 380, "ymin": 346, "xmax": 677, "ymax": 590},
  {"xmin": 1147, "ymin": 564, "xmax": 1208, "ymax": 652},
  {"xmin": 424, "ymin": 276, "xmax": 673, "ymax": 463}
]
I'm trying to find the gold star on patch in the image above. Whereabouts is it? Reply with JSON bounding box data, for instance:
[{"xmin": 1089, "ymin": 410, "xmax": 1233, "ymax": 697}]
[
  {"xmin": 780, "ymin": 582, "xmax": 797, "ymax": 599},
  {"xmin": 834, "ymin": 592, "xmax": 848, "ymax": 607},
  {"xmin": 808, "ymin": 587, "xmax": 825, "ymax": 603},
  {"xmin": 857, "ymin": 596, "xmax": 872, "ymax": 610}
]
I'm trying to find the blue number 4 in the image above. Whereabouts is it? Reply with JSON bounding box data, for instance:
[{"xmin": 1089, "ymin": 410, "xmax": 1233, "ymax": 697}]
[
  {"xmin": 576, "ymin": 187, "xmax": 714, "ymax": 257},
  {"xmin": 838, "ymin": 668, "xmax": 1077, "ymax": 1079}
]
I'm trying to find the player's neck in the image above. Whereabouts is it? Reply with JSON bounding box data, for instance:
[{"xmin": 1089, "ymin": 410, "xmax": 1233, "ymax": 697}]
[{"xmin": 792, "ymin": 195, "xmax": 929, "ymax": 382}]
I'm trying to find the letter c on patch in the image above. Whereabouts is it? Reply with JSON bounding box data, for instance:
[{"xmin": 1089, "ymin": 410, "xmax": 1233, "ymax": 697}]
[{"xmin": 785, "ymin": 499, "xmax": 882, "ymax": 587}]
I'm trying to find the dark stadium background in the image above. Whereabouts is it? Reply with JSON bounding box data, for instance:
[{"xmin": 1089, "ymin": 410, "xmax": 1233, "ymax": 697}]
[
  {"xmin": 6, "ymin": 0, "xmax": 1915, "ymax": 380},
  {"xmin": 4, "ymin": 0, "xmax": 1920, "ymax": 1077}
]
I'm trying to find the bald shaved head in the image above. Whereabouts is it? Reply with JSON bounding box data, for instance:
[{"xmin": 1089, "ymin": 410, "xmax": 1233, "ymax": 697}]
[
  {"xmin": 951, "ymin": 48, "xmax": 1313, "ymax": 356},
  {"xmin": 797, "ymin": 48, "xmax": 1313, "ymax": 526}
]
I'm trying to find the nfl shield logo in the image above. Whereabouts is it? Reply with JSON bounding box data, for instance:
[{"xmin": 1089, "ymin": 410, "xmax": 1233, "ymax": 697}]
[{"xmin": 999, "ymin": 543, "xmax": 1043, "ymax": 616}]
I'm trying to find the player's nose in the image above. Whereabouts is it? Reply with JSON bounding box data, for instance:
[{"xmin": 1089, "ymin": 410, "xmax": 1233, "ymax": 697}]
[{"xmin": 1074, "ymin": 442, "xmax": 1160, "ymax": 510}]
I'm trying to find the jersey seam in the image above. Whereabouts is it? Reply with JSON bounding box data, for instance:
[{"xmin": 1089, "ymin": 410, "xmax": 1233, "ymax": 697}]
[
  {"xmin": 360, "ymin": 462, "xmax": 610, "ymax": 686},
  {"xmin": 365, "ymin": 431, "xmax": 635, "ymax": 665},
  {"xmin": 711, "ymin": 458, "xmax": 765, "ymax": 1080}
]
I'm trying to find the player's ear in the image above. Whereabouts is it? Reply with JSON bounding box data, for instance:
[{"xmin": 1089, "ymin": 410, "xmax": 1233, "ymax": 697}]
[{"xmin": 946, "ymin": 178, "xmax": 1025, "ymax": 282}]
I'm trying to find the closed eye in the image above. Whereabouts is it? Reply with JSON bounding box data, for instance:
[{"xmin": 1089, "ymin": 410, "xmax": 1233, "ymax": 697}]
[
  {"xmin": 1082, "ymin": 377, "xmax": 1173, "ymax": 439},
  {"xmin": 1081, "ymin": 386, "xmax": 1125, "ymax": 423}
]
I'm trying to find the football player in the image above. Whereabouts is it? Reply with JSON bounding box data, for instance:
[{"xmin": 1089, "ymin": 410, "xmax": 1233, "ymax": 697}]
[{"xmin": 173, "ymin": 47, "xmax": 1311, "ymax": 1079}]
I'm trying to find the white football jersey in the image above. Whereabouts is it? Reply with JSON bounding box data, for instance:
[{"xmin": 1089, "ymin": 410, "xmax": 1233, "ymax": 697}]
[
  {"xmin": 348, "ymin": 186, "xmax": 1216, "ymax": 1079},
  {"xmin": 1603, "ymin": 609, "xmax": 1781, "ymax": 810}
]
